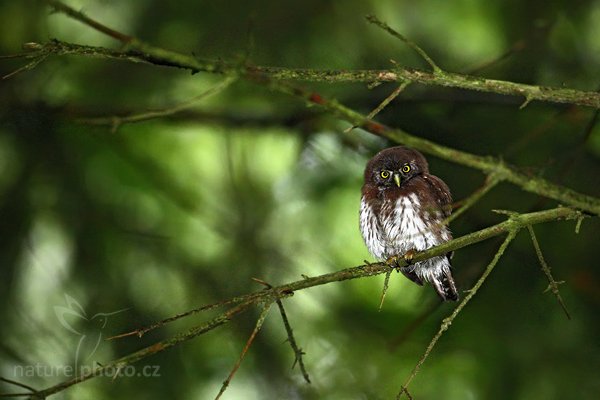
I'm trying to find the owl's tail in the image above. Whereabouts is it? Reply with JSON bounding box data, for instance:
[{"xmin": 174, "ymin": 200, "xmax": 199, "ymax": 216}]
[{"xmin": 432, "ymin": 268, "xmax": 459, "ymax": 301}]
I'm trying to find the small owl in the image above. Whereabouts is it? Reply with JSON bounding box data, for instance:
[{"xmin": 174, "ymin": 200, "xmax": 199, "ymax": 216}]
[{"xmin": 359, "ymin": 146, "xmax": 458, "ymax": 301}]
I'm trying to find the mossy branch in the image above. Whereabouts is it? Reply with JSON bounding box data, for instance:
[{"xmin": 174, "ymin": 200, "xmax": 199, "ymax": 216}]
[
  {"xmin": 2, "ymin": 206, "xmax": 583, "ymax": 399},
  {"xmin": 16, "ymin": 35, "xmax": 600, "ymax": 109},
  {"xmin": 9, "ymin": 37, "xmax": 600, "ymax": 214},
  {"xmin": 5, "ymin": 1, "xmax": 599, "ymax": 110},
  {"xmin": 9, "ymin": 2, "xmax": 600, "ymax": 215}
]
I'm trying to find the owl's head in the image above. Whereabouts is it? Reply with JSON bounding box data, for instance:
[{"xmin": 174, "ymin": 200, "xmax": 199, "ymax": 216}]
[{"xmin": 364, "ymin": 146, "xmax": 429, "ymax": 188}]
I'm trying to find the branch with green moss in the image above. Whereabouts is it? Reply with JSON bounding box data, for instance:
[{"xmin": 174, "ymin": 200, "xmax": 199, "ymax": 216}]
[
  {"xmin": 5, "ymin": 2, "xmax": 598, "ymax": 215},
  {"xmin": 0, "ymin": 206, "xmax": 585, "ymax": 399},
  {"xmin": 14, "ymin": 37, "xmax": 600, "ymax": 214},
  {"xmin": 5, "ymin": 1, "xmax": 596, "ymax": 109}
]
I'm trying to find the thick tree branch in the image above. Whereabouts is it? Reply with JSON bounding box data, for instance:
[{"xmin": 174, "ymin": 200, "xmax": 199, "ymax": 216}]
[{"xmin": 16, "ymin": 37, "xmax": 600, "ymax": 109}]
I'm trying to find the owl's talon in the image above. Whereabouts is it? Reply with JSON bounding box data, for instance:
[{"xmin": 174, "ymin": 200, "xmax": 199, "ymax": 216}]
[
  {"xmin": 403, "ymin": 249, "xmax": 416, "ymax": 264},
  {"xmin": 385, "ymin": 256, "xmax": 401, "ymax": 270}
]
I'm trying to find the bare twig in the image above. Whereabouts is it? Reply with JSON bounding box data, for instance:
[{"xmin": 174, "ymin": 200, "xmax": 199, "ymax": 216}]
[
  {"xmin": 389, "ymin": 301, "xmax": 440, "ymax": 349},
  {"xmin": 446, "ymin": 174, "xmax": 500, "ymax": 224},
  {"xmin": 365, "ymin": 15, "xmax": 442, "ymax": 73},
  {"xmin": 46, "ymin": 0, "xmax": 134, "ymax": 43},
  {"xmin": 466, "ymin": 40, "xmax": 527, "ymax": 74},
  {"xmin": 400, "ymin": 387, "xmax": 413, "ymax": 400},
  {"xmin": 0, "ymin": 392, "xmax": 32, "ymax": 398},
  {"xmin": 397, "ymin": 230, "xmax": 517, "ymax": 399},
  {"xmin": 214, "ymin": 302, "xmax": 272, "ymax": 400},
  {"xmin": 251, "ymin": 278, "xmax": 310, "ymax": 383},
  {"xmin": 107, "ymin": 288, "xmax": 262, "ymax": 340},
  {"xmin": 276, "ymin": 300, "xmax": 311, "ymax": 383},
  {"xmin": 79, "ymin": 77, "xmax": 237, "ymax": 133},
  {"xmin": 527, "ymin": 226, "xmax": 571, "ymax": 319},
  {"xmin": 0, "ymin": 377, "xmax": 36, "ymax": 393},
  {"xmin": 2, "ymin": 54, "xmax": 49, "ymax": 80},
  {"xmin": 575, "ymin": 216, "xmax": 584, "ymax": 234},
  {"xmin": 368, "ymin": 80, "xmax": 412, "ymax": 119},
  {"xmin": 345, "ymin": 80, "xmax": 412, "ymax": 134},
  {"xmin": 378, "ymin": 270, "xmax": 393, "ymax": 311}
]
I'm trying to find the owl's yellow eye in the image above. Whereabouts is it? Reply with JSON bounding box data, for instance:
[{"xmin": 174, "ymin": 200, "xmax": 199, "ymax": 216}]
[
  {"xmin": 402, "ymin": 165, "xmax": 411, "ymax": 173},
  {"xmin": 380, "ymin": 170, "xmax": 390, "ymax": 179}
]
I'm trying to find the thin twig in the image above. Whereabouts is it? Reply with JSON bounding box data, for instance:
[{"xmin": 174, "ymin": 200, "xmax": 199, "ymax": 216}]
[
  {"xmin": 80, "ymin": 77, "xmax": 236, "ymax": 132},
  {"xmin": 0, "ymin": 392, "xmax": 33, "ymax": 398},
  {"xmin": 400, "ymin": 387, "xmax": 413, "ymax": 400},
  {"xmin": 344, "ymin": 80, "xmax": 411, "ymax": 133},
  {"xmin": 107, "ymin": 289, "xmax": 258, "ymax": 340},
  {"xmin": 372, "ymin": 81, "xmax": 411, "ymax": 115},
  {"xmin": 276, "ymin": 300, "xmax": 311, "ymax": 383},
  {"xmin": 0, "ymin": 377, "xmax": 37, "ymax": 394},
  {"xmin": 2, "ymin": 54, "xmax": 48, "ymax": 80},
  {"xmin": 368, "ymin": 80, "xmax": 411, "ymax": 119},
  {"xmin": 575, "ymin": 216, "xmax": 584, "ymax": 234},
  {"xmin": 527, "ymin": 226, "xmax": 571, "ymax": 319},
  {"xmin": 466, "ymin": 40, "xmax": 526, "ymax": 74},
  {"xmin": 446, "ymin": 174, "xmax": 500, "ymax": 224},
  {"xmin": 378, "ymin": 270, "xmax": 393, "ymax": 311},
  {"xmin": 17, "ymin": 2, "xmax": 600, "ymax": 112},
  {"xmin": 46, "ymin": 0, "xmax": 133, "ymax": 43},
  {"xmin": 251, "ymin": 278, "xmax": 310, "ymax": 383},
  {"xmin": 214, "ymin": 302, "xmax": 272, "ymax": 400},
  {"xmin": 366, "ymin": 15, "xmax": 442, "ymax": 73},
  {"xmin": 397, "ymin": 231, "xmax": 517, "ymax": 399},
  {"xmin": 389, "ymin": 301, "xmax": 440, "ymax": 349}
]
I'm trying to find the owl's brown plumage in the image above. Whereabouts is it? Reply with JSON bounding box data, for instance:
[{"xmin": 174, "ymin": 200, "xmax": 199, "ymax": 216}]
[{"xmin": 359, "ymin": 146, "xmax": 458, "ymax": 301}]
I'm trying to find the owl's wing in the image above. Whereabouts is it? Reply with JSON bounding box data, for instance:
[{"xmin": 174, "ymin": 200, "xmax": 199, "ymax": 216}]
[
  {"xmin": 423, "ymin": 174, "xmax": 454, "ymax": 262},
  {"xmin": 399, "ymin": 266, "xmax": 424, "ymax": 286},
  {"xmin": 423, "ymin": 174, "xmax": 453, "ymax": 218}
]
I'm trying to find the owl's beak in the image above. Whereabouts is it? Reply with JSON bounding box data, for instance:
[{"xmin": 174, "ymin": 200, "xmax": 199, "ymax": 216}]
[{"xmin": 393, "ymin": 174, "xmax": 401, "ymax": 187}]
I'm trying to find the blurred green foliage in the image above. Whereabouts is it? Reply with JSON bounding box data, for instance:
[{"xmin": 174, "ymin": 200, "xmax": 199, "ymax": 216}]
[{"xmin": 1, "ymin": 0, "xmax": 599, "ymax": 399}]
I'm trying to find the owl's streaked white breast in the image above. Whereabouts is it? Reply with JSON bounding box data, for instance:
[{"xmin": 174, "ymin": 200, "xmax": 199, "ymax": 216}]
[
  {"xmin": 359, "ymin": 192, "xmax": 453, "ymax": 286},
  {"xmin": 360, "ymin": 193, "xmax": 449, "ymax": 259}
]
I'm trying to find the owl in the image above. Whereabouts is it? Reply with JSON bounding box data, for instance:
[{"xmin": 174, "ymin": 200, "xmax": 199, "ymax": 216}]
[{"xmin": 359, "ymin": 146, "xmax": 458, "ymax": 301}]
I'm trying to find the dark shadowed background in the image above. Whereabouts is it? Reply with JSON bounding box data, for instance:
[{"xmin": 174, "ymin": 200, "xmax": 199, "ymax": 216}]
[{"xmin": 1, "ymin": 0, "xmax": 599, "ymax": 399}]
